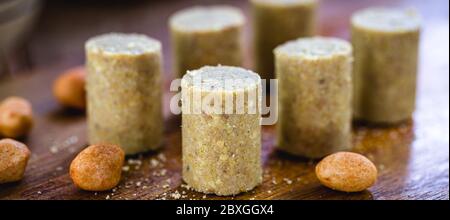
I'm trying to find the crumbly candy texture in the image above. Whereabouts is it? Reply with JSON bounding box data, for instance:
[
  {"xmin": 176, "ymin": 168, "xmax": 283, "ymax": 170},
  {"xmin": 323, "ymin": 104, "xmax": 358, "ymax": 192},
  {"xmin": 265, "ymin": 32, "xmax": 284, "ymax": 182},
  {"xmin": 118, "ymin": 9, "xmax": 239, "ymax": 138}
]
[
  {"xmin": 251, "ymin": 0, "xmax": 317, "ymax": 79},
  {"xmin": 170, "ymin": 6, "xmax": 244, "ymax": 78},
  {"xmin": 251, "ymin": 0, "xmax": 316, "ymax": 6},
  {"xmin": 53, "ymin": 66, "xmax": 86, "ymax": 110},
  {"xmin": 181, "ymin": 66, "xmax": 262, "ymax": 196},
  {"xmin": 351, "ymin": 7, "xmax": 421, "ymax": 123},
  {"xmin": 275, "ymin": 37, "xmax": 353, "ymax": 158},
  {"xmin": 86, "ymin": 33, "xmax": 163, "ymax": 155},
  {"xmin": 0, "ymin": 138, "xmax": 31, "ymax": 183},
  {"xmin": 315, "ymin": 152, "xmax": 378, "ymax": 192},
  {"xmin": 70, "ymin": 144, "xmax": 125, "ymax": 191},
  {"xmin": 169, "ymin": 6, "xmax": 244, "ymax": 32},
  {"xmin": 0, "ymin": 97, "xmax": 34, "ymax": 138},
  {"xmin": 352, "ymin": 7, "xmax": 420, "ymax": 32}
]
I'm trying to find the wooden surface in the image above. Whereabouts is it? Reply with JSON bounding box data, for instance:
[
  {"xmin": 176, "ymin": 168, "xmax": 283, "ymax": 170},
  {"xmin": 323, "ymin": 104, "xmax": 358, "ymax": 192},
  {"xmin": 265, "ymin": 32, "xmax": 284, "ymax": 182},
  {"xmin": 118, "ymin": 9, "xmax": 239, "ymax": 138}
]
[{"xmin": 0, "ymin": 0, "xmax": 448, "ymax": 200}]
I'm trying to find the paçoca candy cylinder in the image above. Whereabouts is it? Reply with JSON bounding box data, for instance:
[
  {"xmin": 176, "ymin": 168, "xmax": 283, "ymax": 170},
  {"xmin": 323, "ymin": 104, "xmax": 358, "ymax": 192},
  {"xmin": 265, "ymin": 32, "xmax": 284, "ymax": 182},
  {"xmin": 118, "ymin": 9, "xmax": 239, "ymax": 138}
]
[
  {"xmin": 181, "ymin": 65, "xmax": 262, "ymax": 196},
  {"xmin": 251, "ymin": 0, "xmax": 317, "ymax": 79},
  {"xmin": 170, "ymin": 6, "xmax": 245, "ymax": 78},
  {"xmin": 275, "ymin": 37, "xmax": 353, "ymax": 158},
  {"xmin": 351, "ymin": 7, "xmax": 421, "ymax": 123},
  {"xmin": 86, "ymin": 33, "xmax": 163, "ymax": 155}
]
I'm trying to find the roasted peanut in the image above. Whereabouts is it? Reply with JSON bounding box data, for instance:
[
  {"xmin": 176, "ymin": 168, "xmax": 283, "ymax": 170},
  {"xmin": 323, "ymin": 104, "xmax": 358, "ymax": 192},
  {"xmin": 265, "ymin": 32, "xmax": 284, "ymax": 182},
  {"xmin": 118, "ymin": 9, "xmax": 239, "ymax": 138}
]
[
  {"xmin": 0, "ymin": 138, "xmax": 31, "ymax": 183},
  {"xmin": 70, "ymin": 144, "xmax": 125, "ymax": 191},
  {"xmin": 315, "ymin": 152, "xmax": 378, "ymax": 192},
  {"xmin": 53, "ymin": 66, "xmax": 86, "ymax": 110},
  {"xmin": 0, "ymin": 97, "xmax": 33, "ymax": 138}
]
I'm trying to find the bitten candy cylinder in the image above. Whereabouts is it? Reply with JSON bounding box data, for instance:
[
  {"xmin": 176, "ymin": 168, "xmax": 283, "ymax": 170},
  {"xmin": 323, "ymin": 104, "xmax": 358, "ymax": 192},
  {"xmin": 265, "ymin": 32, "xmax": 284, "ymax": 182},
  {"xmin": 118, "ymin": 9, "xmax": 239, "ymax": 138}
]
[
  {"xmin": 251, "ymin": 0, "xmax": 317, "ymax": 79},
  {"xmin": 170, "ymin": 6, "xmax": 245, "ymax": 78},
  {"xmin": 181, "ymin": 66, "xmax": 262, "ymax": 196},
  {"xmin": 351, "ymin": 8, "xmax": 421, "ymax": 123},
  {"xmin": 275, "ymin": 37, "xmax": 353, "ymax": 158},
  {"xmin": 85, "ymin": 33, "xmax": 163, "ymax": 155}
]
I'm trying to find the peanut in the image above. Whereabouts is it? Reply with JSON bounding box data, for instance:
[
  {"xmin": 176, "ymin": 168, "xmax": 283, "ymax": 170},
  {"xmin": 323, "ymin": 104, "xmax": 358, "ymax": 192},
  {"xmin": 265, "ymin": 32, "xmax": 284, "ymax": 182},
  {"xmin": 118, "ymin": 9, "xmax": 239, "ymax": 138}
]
[
  {"xmin": 315, "ymin": 152, "xmax": 378, "ymax": 192},
  {"xmin": 0, "ymin": 97, "xmax": 33, "ymax": 138},
  {"xmin": 53, "ymin": 66, "xmax": 86, "ymax": 110},
  {"xmin": 0, "ymin": 138, "xmax": 31, "ymax": 183},
  {"xmin": 70, "ymin": 144, "xmax": 125, "ymax": 191}
]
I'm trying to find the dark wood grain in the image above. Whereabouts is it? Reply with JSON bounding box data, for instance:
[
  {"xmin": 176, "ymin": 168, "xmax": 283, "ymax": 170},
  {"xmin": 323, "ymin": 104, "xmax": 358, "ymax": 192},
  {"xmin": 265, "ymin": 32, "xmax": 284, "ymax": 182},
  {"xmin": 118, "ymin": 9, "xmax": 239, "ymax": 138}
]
[{"xmin": 0, "ymin": 0, "xmax": 448, "ymax": 200}]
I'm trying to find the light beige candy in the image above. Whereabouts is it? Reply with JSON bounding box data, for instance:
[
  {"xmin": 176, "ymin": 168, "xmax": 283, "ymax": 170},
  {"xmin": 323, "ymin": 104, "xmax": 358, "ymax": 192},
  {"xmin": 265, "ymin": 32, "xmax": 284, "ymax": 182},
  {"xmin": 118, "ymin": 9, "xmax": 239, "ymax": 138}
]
[
  {"xmin": 181, "ymin": 65, "xmax": 262, "ymax": 196},
  {"xmin": 251, "ymin": 0, "xmax": 318, "ymax": 79},
  {"xmin": 85, "ymin": 33, "xmax": 163, "ymax": 155},
  {"xmin": 0, "ymin": 138, "xmax": 31, "ymax": 183},
  {"xmin": 351, "ymin": 7, "xmax": 421, "ymax": 123},
  {"xmin": 170, "ymin": 6, "xmax": 245, "ymax": 78},
  {"xmin": 275, "ymin": 37, "xmax": 353, "ymax": 158}
]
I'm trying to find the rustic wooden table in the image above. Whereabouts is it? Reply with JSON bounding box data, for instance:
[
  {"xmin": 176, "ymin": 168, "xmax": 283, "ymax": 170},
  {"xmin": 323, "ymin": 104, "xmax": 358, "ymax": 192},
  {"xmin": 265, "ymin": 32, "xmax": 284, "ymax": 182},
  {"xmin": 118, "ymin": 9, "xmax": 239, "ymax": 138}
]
[{"xmin": 0, "ymin": 0, "xmax": 448, "ymax": 200}]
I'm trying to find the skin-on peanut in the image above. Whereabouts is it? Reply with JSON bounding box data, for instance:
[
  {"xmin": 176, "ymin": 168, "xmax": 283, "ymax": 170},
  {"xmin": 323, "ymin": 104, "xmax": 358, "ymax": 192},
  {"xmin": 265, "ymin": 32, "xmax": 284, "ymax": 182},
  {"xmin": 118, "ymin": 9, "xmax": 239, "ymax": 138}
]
[
  {"xmin": 0, "ymin": 138, "xmax": 31, "ymax": 183},
  {"xmin": 0, "ymin": 97, "xmax": 33, "ymax": 138},
  {"xmin": 315, "ymin": 152, "xmax": 378, "ymax": 192},
  {"xmin": 70, "ymin": 144, "xmax": 125, "ymax": 191},
  {"xmin": 53, "ymin": 66, "xmax": 87, "ymax": 110}
]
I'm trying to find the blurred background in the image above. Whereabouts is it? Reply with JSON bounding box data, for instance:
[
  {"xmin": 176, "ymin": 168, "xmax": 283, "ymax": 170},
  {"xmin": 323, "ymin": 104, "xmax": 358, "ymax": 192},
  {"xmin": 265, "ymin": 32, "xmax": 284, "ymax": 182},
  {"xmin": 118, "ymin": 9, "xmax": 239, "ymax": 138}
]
[{"xmin": 0, "ymin": 0, "xmax": 448, "ymax": 80}]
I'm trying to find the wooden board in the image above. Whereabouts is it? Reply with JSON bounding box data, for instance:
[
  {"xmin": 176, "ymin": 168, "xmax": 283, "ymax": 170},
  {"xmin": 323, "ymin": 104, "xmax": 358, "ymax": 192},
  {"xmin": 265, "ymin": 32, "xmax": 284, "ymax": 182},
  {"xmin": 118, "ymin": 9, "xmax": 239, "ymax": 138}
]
[{"xmin": 0, "ymin": 0, "xmax": 448, "ymax": 200}]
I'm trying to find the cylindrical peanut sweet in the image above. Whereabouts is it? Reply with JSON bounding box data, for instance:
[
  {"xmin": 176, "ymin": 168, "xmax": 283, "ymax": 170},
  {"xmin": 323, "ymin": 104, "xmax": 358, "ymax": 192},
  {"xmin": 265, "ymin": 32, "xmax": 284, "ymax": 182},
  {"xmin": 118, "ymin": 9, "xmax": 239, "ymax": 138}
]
[
  {"xmin": 181, "ymin": 65, "xmax": 262, "ymax": 196},
  {"xmin": 275, "ymin": 37, "xmax": 353, "ymax": 158},
  {"xmin": 351, "ymin": 8, "xmax": 421, "ymax": 123},
  {"xmin": 85, "ymin": 33, "xmax": 163, "ymax": 155},
  {"xmin": 170, "ymin": 6, "xmax": 244, "ymax": 78},
  {"xmin": 251, "ymin": 0, "xmax": 317, "ymax": 79}
]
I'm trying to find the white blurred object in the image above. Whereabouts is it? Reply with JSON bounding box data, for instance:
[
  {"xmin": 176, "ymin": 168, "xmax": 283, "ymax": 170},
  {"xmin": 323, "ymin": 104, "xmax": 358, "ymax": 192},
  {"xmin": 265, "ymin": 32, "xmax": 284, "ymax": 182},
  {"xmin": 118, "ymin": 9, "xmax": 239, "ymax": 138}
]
[{"xmin": 0, "ymin": 0, "xmax": 41, "ymax": 75}]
